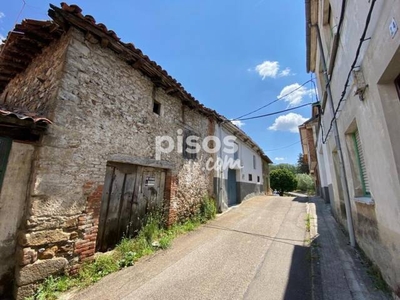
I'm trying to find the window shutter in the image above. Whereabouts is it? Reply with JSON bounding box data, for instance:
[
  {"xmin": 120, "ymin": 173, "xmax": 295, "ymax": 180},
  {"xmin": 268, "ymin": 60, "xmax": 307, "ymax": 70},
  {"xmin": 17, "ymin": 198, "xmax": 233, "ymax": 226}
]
[{"xmin": 354, "ymin": 131, "xmax": 370, "ymax": 194}]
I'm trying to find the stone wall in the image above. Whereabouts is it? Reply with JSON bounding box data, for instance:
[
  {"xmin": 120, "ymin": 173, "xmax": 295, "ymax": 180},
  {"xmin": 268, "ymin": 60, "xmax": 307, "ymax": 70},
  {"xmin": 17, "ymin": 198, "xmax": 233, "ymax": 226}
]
[
  {"xmin": 13, "ymin": 27, "xmax": 215, "ymax": 298},
  {"xmin": 0, "ymin": 34, "xmax": 69, "ymax": 115},
  {"xmin": 0, "ymin": 142, "xmax": 34, "ymax": 297}
]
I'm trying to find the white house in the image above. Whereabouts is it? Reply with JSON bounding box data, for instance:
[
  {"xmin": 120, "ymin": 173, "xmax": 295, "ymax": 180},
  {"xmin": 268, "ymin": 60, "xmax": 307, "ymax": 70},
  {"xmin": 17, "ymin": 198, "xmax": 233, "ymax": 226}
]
[
  {"xmin": 214, "ymin": 121, "xmax": 272, "ymax": 211},
  {"xmin": 306, "ymin": 0, "xmax": 400, "ymax": 295}
]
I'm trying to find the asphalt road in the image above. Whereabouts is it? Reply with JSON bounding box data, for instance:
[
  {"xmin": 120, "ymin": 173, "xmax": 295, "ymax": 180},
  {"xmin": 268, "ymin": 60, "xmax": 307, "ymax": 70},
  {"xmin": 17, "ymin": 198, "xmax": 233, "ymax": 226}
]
[{"xmin": 69, "ymin": 196, "xmax": 311, "ymax": 300}]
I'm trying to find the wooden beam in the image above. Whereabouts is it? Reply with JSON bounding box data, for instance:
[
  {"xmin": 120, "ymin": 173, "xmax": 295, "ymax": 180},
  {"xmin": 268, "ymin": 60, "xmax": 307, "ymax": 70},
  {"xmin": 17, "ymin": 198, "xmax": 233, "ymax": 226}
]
[
  {"xmin": 100, "ymin": 38, "xmax": 109, "ymax": 48},
  {"xmin": 165, "ymin": 86, "xmax": 177, "ymax": 94},
  {"xmin": 132, "ymin": 59, "xmax": 143, "ymax": 69}
]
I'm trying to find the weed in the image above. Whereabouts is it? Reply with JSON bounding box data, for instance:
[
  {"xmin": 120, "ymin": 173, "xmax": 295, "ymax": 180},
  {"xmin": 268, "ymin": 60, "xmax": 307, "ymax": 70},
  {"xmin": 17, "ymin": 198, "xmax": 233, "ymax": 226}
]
[
  {"xmin": 31, "ymin": 196, "xmax": 216, "ymax": 299},
  {"xmin": 200, "ymin": 197, "xmax": 217, "ymax": 222},
  {"xmin": 305, "ymin": 213, "xmax": 312, "ymax": 232}
]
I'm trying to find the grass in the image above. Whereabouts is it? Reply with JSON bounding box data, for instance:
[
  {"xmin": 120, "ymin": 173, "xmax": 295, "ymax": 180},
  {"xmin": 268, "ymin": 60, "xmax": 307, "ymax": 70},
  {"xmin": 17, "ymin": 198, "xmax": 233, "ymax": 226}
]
[
  {"xmin": 305, "ymin": 213, "xmax": 312, "ymax": 232},
  {"xmin": 29, "ymin": 196, "xmax": 217, "ymax": 300}
]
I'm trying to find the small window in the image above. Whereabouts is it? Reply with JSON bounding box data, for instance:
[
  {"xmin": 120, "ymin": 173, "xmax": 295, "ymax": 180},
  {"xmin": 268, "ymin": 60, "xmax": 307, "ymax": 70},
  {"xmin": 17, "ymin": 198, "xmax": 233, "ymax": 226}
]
[
  {"xmin": 257, "ymin": 176, "xmax": 260, "ymax": 183},
  {"xmin": 248, "ymin": 174, "xmax": 253, "ymax": 181},
  {"xmin": 153, "ymin": 100, "xmax": 161, "ymax": 115},
  {"xmin": 353, "ymin": 130, "xmax": 370, "ymax": 196},
  {"xmin": 234, "ymin": 142, "xmax": 239, "ymax": 160},
  {"xmin": 183, "ymin": 129, "xmax": 198, "ymax": 160},
  {"xmin": 253, "ymin": 155, "xmax": 256, "ymax": 169}
]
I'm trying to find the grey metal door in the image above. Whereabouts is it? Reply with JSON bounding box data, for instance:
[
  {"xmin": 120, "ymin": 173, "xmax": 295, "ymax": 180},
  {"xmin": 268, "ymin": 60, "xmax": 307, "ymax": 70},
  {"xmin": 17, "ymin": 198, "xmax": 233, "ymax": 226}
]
[{"xmin": 227, "ymin": 169, "xmax": 237, "ymax": 206}]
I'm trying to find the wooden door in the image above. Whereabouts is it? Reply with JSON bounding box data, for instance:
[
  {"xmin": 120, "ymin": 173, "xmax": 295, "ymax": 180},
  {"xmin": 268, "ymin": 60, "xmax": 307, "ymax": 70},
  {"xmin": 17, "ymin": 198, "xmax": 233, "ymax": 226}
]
[{"xmin": 97, "ymin": 164, "xmax": 166, "ymax": 252}]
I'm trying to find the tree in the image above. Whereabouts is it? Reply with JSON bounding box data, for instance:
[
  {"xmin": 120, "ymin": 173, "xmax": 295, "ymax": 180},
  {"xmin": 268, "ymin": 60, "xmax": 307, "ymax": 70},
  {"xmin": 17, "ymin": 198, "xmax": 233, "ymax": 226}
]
[
  {"xmin": 270, "ymin": 169, "xmax": 298, "ymax": 196},
  {"xmin": 297, "ymin": 153, "xmax": 309, "ymax": 174},
  {"xmin": 269, "ymin": 163, "xmax": 297, "ymax": 175},
  {"xmin": 296, "ymin": 173, "xmax": 315, "ymax": 194}
]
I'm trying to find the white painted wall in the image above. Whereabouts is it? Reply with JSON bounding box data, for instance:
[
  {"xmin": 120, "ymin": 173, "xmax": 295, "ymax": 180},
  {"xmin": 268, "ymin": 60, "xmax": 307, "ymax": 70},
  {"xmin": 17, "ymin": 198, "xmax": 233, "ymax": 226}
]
[
  {"xmin": 311, "ymin": 0, "xmax": 400, "ymax": 291},
  {"xmin": 215, "ymin": 124, "xmax": 263, "ymax": 184}
]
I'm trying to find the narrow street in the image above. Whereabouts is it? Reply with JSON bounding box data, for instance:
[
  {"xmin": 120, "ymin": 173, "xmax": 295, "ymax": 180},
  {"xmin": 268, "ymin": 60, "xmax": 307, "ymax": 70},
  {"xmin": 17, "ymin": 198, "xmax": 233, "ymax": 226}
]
[{"xmin": 68, "ymin": 196, "xmax": 312, "ymax": 300}]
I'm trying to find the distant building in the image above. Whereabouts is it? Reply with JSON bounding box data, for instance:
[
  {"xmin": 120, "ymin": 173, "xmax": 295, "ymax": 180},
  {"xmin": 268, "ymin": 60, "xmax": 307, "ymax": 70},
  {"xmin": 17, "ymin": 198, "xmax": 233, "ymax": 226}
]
[
  {"xmin": 298, "ymin": 103, "xmax": 320, "ymax": 194},
  {"xmin": 306, "ymin": 0, "xmax": 400, "ymax": 295},
  {"xmin": 214, "ymin": 121, "xmax": 272, "ymax": 211}
]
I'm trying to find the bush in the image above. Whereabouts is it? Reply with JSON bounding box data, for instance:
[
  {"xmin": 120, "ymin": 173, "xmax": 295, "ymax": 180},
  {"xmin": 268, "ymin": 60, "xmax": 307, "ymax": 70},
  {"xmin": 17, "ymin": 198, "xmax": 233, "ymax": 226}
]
[
  {"xmin": 270, "ymin": 169, "xmax": 298, "ymax": 196},
  {"xmin": 199, "ymin": 197, "xmax": 217, "ymax": 222},
  {"xmin": 296, "ymin": 173, "xmax": 315, "ymax": 194}
]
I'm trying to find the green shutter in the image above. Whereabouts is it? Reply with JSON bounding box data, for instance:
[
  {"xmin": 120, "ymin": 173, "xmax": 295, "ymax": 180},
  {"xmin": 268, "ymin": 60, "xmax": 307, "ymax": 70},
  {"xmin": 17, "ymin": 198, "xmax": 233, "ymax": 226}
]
[
  {"xmin": 0, "ymin": 137, "xmax": 12, "ymax": 191},
  {"xmin": 353, "ymin": 131, "xmax": 370, "ymax": 195}
]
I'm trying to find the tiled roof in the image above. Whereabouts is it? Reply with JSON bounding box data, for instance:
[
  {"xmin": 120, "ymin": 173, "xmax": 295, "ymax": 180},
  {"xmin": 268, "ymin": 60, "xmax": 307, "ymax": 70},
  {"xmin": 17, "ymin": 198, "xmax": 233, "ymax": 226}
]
[
  {"xmin": 0, "ymin": 105, "xmax": 52, "ymax": 124},
  {"xmin": 0, "ymin": 19, "xmax": 63, "ymax": 94},
  {"xmin": 0, "ymin": 3, "xmax": 271, "ymax": 162}
]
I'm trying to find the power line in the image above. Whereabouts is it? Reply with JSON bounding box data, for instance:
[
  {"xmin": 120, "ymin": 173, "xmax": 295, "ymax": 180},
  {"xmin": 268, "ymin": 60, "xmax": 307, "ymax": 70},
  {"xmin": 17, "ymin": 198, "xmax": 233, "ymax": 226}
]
[
  {"xmin": 265, "ymin": 140, "xmax": 302, "ymax": 152},
  {"xmin": 234, "ymin": 102, "xmax": 314, "ymax": 121},
  {"xmin": 233, "ymin": 78, "xmax": 315, "ymax": 120},
  {"xmin": 322, "ymin": 0, "xmax": 376, "ymax": 143}
]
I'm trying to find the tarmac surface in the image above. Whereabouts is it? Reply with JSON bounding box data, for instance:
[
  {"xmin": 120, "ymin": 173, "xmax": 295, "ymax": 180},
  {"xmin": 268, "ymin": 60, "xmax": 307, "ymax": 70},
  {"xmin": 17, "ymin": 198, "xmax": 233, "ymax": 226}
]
[{"xmin": 69, "ymin": 196, "xmax": 311, "ymax": 300}]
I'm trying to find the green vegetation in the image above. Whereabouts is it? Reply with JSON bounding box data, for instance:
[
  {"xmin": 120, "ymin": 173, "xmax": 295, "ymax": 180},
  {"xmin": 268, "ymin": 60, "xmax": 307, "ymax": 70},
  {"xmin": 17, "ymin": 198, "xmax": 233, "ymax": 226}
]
[
  {"xmin": 296, "ymin": 153, "xmax": 310, "ymax": 174},
  {"xmin": 269, "ymin": 163, "xmax": 297, "ymax": 175},
  {"xmin": 296, "ymin": 173, "xmax": 315, "ymax": 194},
  {"xmin": 270, "ymin": 168, "xmax": 298, "ymax": 196},
  {"xmin": 29, "ymin": 196, "xmax": 217, "ymax": 300},
  {"xmin": 305, "ymin": 213, "xmax": 312, "ymax": 232}
]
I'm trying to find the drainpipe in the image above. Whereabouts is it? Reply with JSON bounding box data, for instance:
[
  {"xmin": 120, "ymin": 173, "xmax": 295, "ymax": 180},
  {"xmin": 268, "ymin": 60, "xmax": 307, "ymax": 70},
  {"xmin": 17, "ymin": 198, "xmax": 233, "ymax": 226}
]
[
  {"xmin": 312, "ymin": 23, "xmax": 356, "ymax": 247},
  {"xmin": 217, "ymin": 123, "xmax": 224, "ymax": 212}
]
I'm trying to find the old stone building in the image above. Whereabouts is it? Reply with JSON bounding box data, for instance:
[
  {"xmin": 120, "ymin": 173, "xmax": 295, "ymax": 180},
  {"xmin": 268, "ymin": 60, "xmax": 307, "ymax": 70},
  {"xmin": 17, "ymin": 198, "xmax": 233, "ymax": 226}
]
[{"xmin": 0, "ymin": 3, "xmax": 270, "ymax": 299}]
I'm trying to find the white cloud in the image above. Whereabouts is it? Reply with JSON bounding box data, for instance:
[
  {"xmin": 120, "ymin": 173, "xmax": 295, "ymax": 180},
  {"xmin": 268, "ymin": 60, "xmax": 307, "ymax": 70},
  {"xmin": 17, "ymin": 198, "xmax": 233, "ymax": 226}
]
[
  {"xmin": 278, "ymin": 67, "xmax": 292, "ymax": 77},
  {"xmin": 268, "ymin": 113, "xmax": 308, "ymax": 133},
  {"xmin": 255, "ymin": 61, "xmax": 279, "ymax": 79},
  {"xmin": 0, "ymin": 34, "xmax": 5, "ymax": 45},
  {"xmin": 0, "ymin": 12, "xmax": 5, "ymax": 19},
  {"xmin": 275, "ymin": 157, "xmax": 285, "ymax": 161},
  {"xmin": 231, "ymin": 120, "xmax": 245, "ymax": 128},
  {"xmin": 254, "ymin": 61, "xmax": 293, "ymax": 79},
  {"xmin": 278, "ymin": 83, "xmax": 314, "ymax": 107}
]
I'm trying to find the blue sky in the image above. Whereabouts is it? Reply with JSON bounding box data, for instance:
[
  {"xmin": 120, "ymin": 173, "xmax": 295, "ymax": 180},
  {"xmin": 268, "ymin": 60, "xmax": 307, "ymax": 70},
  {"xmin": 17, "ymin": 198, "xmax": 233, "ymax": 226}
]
[{"xmin": 0, "ymin": 0, "xmax": 315, "ymax": 164}]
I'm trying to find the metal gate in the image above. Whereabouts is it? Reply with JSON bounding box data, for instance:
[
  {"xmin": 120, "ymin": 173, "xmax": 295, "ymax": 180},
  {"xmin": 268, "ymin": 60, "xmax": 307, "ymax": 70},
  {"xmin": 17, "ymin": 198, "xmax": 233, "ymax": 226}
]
[
  {"xmin": 96, "ymin": 163, "xmax": 166, "ymax": 252},
  {"xmin": 227, "ymin": 169, "xmax": 237, "ymax": 206}
]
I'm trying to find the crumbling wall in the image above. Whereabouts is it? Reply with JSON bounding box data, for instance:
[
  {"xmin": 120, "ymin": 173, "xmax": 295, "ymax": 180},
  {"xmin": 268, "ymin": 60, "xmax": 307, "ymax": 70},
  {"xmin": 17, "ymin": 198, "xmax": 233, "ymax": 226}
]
[
  {"xmin": 0, "ymin": 34, "xmax": 69, "ymax": 115},
  {"xmin": 14, "ymin": 27, "xmax": 215, "ymax": 298}
]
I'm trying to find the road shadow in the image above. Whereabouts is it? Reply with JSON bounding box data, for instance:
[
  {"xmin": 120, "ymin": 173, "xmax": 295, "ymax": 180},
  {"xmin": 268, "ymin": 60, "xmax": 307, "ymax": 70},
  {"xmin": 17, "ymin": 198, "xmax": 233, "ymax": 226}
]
[
  {"xmin": 291, "ymin": 196, "xmax": 310, "ymax": 203},
  {"xmin": 283, "ymin": 244, "xmax": 313, "ymax": 300}
]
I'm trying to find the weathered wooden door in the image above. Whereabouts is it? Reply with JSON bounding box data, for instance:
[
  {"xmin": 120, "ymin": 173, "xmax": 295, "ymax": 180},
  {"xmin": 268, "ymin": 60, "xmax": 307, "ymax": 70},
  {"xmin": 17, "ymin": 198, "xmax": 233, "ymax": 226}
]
[{"xmin": 97, "ymin": 163, "xmax": 166, "ymax": 252}]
